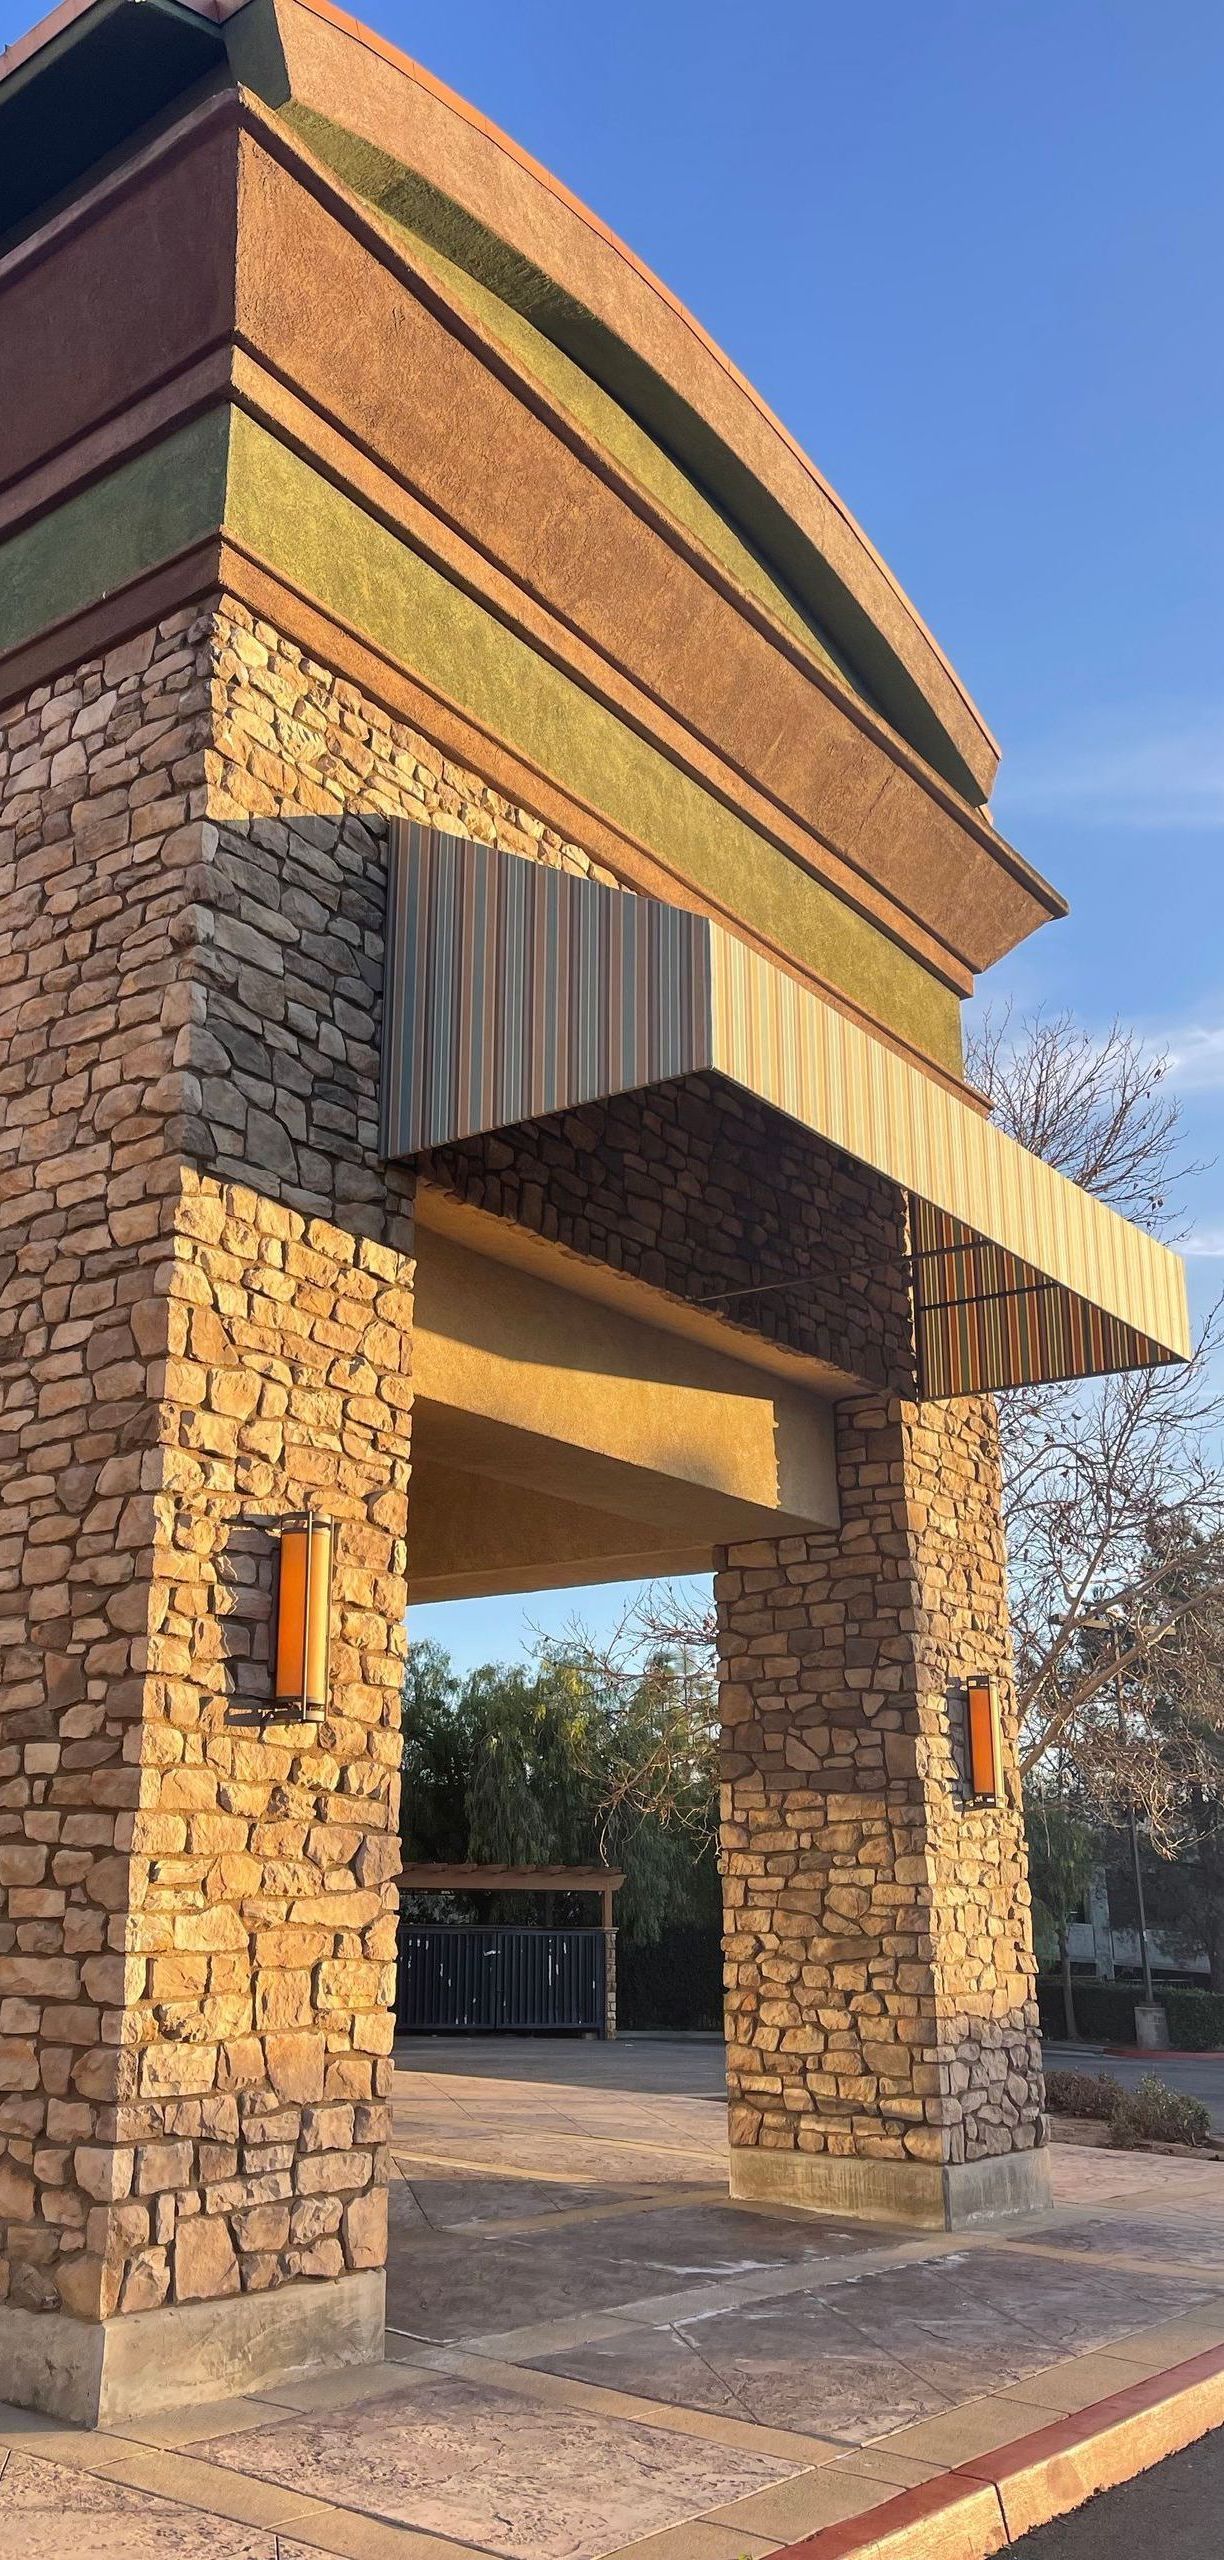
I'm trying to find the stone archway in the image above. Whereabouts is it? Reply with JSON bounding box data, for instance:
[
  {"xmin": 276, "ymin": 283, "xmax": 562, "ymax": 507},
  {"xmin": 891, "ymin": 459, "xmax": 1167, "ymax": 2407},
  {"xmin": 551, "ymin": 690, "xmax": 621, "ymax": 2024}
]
[{"xmin": 0, "ymin": 593, "xmax": 1097, "ymax": 2420}]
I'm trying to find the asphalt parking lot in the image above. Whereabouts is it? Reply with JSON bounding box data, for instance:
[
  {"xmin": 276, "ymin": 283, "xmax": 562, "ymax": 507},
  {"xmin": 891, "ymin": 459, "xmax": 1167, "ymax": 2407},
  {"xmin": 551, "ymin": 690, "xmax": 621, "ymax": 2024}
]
[{"xmin": 1015, "ymin": 2425, "xmax": 1224, "ymax": 2554}]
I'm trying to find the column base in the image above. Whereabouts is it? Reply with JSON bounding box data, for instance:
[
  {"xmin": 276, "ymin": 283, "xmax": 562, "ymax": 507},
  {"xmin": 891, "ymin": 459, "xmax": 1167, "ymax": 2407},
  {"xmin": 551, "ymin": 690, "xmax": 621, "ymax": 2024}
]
[
  {"xmin": 0, "ymin": 2267, "xmax": 385, "ymax": 2427},
  {"xmin": 729, "ymin": 2143, "xmax": 1052, "ymax": 2230}
]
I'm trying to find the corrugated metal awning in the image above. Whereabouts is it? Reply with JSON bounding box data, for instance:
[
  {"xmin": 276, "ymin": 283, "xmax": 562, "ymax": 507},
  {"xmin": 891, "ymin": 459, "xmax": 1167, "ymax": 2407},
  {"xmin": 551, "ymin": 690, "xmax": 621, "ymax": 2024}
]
[{"xmin": 380, "ymin": 825, "xmax": 1189, "ymax": 1399}]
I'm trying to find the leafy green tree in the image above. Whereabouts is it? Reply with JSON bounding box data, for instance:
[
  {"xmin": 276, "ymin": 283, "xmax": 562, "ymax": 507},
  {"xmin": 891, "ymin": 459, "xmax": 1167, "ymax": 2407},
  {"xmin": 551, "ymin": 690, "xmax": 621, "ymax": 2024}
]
[
  {"xmin": 1025, "ymin": 1785, "xmax": 1102, "ymax": 2039},
  {"xmin": 400, "ymin": 1640, "xmax": 467, "ymax": 1861},
  {"xmin": 399, "ymin": 1637, "xmax": 718, "ymax": 1945}
]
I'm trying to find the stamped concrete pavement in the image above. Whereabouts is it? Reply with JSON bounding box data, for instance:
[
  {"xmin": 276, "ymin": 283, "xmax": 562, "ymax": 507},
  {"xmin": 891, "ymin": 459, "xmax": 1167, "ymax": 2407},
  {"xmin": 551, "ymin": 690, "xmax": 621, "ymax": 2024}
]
[{"xmin": 1, "ymin": 2035, "xmax": 1223, "ymax": 2559}]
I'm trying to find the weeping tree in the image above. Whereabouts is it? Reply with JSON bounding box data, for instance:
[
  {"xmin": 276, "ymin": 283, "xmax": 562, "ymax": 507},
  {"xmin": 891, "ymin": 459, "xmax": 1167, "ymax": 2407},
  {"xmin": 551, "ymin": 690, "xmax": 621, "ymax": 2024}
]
[{"xmin": 400, "ymin": 1632, "xmax": 719, "ymax": 1943}]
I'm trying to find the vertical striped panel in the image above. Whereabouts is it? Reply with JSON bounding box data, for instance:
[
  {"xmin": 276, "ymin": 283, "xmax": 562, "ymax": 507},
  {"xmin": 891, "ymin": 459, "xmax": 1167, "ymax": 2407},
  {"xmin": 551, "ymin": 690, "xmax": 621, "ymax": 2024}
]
[
  {"xmin": 379, "ymin": 824, "xmax": 1189, "ymax": 1395},
  {"xmin": 706, "ymin": 924, "xmax": 1189, "ymax": 1375},
  {"xmin": 910, "ymin": 1199, "xmax": 1163, "ymax": 1397},
  {"xmin": 380, "ymin": 823, "xmax": 713, "ymax": 1154}
]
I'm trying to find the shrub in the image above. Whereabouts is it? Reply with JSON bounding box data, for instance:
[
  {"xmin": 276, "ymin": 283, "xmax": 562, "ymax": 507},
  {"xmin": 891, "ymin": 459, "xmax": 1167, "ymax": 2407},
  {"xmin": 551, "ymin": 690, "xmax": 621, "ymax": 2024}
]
[
  {"xmin": 1040, "ymin": 1979, "xmax": 1224, "ymax": 2052},
  {"xmin": 1109, "ymin": 2073, "xmax": 1211, "ymax": 2150},
  {"xmin": 1164, "ymin": 1991, "xmax": 1224, "ymax": 2052},
  {"xmin": 1044, "ymin": 2069, "xmax": 1122, "ymax": 2121}
]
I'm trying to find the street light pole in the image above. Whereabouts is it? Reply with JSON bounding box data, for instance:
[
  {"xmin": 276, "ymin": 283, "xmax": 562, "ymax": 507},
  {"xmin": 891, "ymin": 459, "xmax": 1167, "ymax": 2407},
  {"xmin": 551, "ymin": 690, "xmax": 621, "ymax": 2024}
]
[
  {"xmin": 1080, "ymin": 1600, "xmax": 1167, "ymax": 2045},
  {"xmin": 1113, "ymin": 1627, "xmax": 1156, "ymax": 2016}
]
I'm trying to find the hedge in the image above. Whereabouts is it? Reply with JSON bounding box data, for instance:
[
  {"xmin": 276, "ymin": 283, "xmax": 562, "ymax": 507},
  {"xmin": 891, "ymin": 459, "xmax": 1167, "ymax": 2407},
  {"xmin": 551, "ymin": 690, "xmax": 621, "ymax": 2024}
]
[
  {"xmin": 1165, "ymin": 1990, "xmax": 1224, "ymax": 2050},
  {"xmin": 1037, "ymin": 1978, "xmax": 1138, "ymax": 2042},
  {"xmin": 618, "ymin": 1926, "xmax": 723, "ymax": 2030},
  {"xmin": 1039, "ymin": 1978, "xmax": 1224, "ymax": 2050}
]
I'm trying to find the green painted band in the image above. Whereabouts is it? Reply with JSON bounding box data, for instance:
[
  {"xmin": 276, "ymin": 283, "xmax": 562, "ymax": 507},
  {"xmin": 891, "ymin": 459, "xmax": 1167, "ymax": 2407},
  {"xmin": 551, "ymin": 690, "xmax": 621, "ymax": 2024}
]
[
  {"xmin": 0, "ymin": 402, "xmax": 962, "ymax": 1073},
  {"xmin": 0, "ymin": 409, "xmax": 229, "ymax": 658}
]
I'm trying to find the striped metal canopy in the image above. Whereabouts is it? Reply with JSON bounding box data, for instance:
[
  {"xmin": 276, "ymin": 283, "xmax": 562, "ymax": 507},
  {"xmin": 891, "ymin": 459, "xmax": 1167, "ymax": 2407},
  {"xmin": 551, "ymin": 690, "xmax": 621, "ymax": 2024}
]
[{"xmin": 380, "ymin": 824, "xmax": 1189, "ymax": 1399}]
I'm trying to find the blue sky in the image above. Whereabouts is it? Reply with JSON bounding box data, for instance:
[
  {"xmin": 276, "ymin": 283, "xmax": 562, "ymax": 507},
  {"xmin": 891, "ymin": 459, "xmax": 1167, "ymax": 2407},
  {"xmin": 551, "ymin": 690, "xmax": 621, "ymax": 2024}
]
[
  {"xmin": 8, "ymin": 0, "xmax": 1219, "ymax": 1669},
  {"xmin": 389, "ymin": 0, "xmax": 1223, "ymax": 1666}
]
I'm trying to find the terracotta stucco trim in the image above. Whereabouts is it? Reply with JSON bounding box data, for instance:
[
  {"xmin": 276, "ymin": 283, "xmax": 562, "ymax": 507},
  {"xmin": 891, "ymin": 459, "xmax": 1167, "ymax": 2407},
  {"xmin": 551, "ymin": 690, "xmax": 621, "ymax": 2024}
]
[
  {"xmin": 217, "ymin": 495, "xmax": 964, "ymax": 1068},
  {"xmin": 272, "ymin": 0, "xmax": 1000, "ymax": 795},
  {"xmin": 220, "ymin": 411, "xmax": 971, "ymax": 1062},
  {"xmin": 0, "ymin": 524, "xmax": 987, "ymax": 1110},
  {"xmin": 217, "ymin": 536, "xmax": 989, "ymax": 1099},
  {"xmin": 221, "ymin": 345, "xmax": 977, "ymax": 996},
  {"xmin": 0, "ymin": 391, "xmax": 969, "ymax": 1063},
  {"xmin": 0, "ymin": 344, "xmax": 234, "ymax": 535},
  {"xmin": 230, "ymin": 100, "xmax": 1062, "ymax": 948},
  {"xmin": 0, "ymin": 89, "xmax": 1063, "ymax": 975},
  {"xmin": 1, "ymin": 0, "xmax": 1007, "ymax": 802}
]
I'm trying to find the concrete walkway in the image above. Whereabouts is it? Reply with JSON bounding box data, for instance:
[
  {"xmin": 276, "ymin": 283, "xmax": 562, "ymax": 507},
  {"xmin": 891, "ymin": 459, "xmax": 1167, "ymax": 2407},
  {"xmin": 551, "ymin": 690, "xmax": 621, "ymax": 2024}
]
[{"xmin": 3, "ymin": 2036, "xmax": 1224, "ymax": 2558}]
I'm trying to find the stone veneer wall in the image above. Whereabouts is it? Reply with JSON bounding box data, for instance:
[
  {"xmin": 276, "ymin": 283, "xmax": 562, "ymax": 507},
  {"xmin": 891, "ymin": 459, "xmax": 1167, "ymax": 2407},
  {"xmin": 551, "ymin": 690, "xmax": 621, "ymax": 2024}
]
[
  {"xmin": 0, "ymin": 595, "xmax": 620, "ymax": 2322},
  {"xmin": 718, "ymin": 1392, "xmax": 1044, "ymax": 2173},
  {"xmin": 423, "ymin": 1084, "xmax": 915, "ymax": 1389},
  {"xmin": 0, "ymin": 589, "xmax": 1042, "ymax": 2330}
]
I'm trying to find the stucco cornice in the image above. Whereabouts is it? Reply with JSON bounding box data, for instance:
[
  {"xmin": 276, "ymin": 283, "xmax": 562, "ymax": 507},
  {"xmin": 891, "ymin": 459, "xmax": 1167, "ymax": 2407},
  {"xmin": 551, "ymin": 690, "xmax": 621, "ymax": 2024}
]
[
  {"xmin": 3, "ymin": 0, "xmax": 1002, "ymax": 811},
  {"xmin": 251, "ymin": 0, "xmax": 1001, "ymax": 802},
  {"xmin": 0, "ymin": 90, "xmax": 1065, "ymax": 1002}
]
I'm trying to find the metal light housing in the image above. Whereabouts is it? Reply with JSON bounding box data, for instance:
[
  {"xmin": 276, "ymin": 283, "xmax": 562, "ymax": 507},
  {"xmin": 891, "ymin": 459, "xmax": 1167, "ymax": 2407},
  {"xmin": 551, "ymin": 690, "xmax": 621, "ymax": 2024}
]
[
  {"xmin": 272, "ymin": 1511, "xmax": 334, "ymax": 1716},
  {"xmin": 965, "ymin": 1675, "xmax": 1003, "ymax": 1804}
]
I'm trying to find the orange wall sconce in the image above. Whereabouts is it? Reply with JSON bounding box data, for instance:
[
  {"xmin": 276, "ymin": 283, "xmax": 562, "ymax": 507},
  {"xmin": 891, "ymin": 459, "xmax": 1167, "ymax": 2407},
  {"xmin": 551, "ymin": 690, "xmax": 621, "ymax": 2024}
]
[
  {"xmin": 964, "ymin": 1675, "xmax": 1003, "ymax": 1804},
  {"xmin": 272, "ymin": 1511, "xmax": 334, "ymax": 1718}
]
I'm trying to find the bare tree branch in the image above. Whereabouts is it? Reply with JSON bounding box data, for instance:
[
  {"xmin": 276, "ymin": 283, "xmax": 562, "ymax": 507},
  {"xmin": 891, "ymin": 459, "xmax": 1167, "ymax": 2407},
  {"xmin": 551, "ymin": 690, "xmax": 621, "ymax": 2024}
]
[
  {"xmin": 969, "ymin": 1004, "xmax": 1224, "ymax": 1795},
  {"xmin": 623, "ymin": 1005, "xmax": 1223, "ymax": 1843}
]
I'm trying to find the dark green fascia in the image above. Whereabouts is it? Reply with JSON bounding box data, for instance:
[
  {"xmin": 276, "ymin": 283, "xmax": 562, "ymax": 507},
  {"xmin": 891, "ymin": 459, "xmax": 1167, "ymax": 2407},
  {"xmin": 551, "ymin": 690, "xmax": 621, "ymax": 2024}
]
[
  {"xmin": 0, "ymin": 405, "xmax": 229, "ymax": 657},
  {"xmin": 0, "ymin": 0, "xmax": 227, "ymax": 243}
]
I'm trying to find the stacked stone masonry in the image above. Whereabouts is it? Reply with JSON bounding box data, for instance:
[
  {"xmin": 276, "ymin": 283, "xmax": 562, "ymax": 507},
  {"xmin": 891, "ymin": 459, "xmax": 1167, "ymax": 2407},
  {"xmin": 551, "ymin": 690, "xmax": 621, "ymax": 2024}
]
[
  {"xmin": 423, "ymin": 1082, "xmax": 915, "ymax": 1390},
  {"xmin": 0, "ymin": 591, "xmax": 1044, "ymax": 2334},
  {"xmin": 719, "ymin": 1392, "xmax": 1044, "ymax": 2169},
  {"xmin": 0, "ymin": 605, "xmax": 443, "ymax": 2318}
]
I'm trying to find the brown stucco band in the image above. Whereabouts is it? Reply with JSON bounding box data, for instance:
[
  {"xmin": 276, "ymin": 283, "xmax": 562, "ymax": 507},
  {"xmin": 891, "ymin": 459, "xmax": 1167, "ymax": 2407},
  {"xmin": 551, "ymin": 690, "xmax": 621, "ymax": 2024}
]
[
  {"xmin": 224, "ymin": 0, "xmax": 1000, "ymax": 801},
  {"xmin": 0, "ymin": 406, "xmax": 967, "ymax": 1071},
  {"xmin": 0, "ymin": 94, "xmax": 1063, "ymax": 994}
]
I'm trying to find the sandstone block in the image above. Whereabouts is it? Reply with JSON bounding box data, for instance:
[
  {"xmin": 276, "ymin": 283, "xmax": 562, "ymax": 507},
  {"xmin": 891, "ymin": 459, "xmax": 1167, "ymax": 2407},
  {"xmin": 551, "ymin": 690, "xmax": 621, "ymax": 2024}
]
[{"xmin": 174, "ymin": 2210, "xmax": 240, "ymax": 2303}]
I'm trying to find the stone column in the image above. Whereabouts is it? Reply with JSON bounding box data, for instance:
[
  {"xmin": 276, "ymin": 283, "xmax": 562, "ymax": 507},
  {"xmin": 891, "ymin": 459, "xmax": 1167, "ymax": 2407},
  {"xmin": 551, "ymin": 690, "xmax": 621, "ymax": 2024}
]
[
  {"xmin": 718, "ymin": 1392, "xmax": 1048, "ymax": 2229},
  {"xmin": 603, "ymin": 1930, "xmax": 618, "ymax": 2041},
  {"xmin": 0, "ymin": 613, "xmax": 414, "ymax": 2420}
]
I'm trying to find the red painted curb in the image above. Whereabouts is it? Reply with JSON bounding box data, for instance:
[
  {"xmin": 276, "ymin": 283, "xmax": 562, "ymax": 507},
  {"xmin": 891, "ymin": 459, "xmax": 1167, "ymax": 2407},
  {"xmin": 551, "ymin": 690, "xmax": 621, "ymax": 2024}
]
[
  {"xmin": 767, "ymin": 2342, "xmax": 1224, "ymax": 2558},
  {"xmin": 1102, "ymin": 2044, "xmax": 1224, "ymax": 2060}
]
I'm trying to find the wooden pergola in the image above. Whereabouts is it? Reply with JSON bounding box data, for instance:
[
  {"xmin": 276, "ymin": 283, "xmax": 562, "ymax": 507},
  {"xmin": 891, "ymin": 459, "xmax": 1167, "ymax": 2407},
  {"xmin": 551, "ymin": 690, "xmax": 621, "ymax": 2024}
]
[{"xmin": 397, "ymin": 1863, "xmax": 624, "ymax": 1934}]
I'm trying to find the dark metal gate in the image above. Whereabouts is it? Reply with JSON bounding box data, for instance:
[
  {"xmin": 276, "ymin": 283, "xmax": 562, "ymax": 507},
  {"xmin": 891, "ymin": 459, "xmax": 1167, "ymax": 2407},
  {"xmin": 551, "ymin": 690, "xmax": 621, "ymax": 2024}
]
[{"xmin": 395, "ymin": 1922, "xmax": 607, "ymax": 2034}]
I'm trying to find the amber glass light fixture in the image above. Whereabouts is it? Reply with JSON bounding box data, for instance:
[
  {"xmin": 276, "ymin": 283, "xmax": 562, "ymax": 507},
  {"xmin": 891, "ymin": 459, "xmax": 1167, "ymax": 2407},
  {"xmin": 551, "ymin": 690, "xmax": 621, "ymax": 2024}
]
[
  {"xmin": 272, "ymin": 1511, "xmax": 334, "ymax": 1715},
  {"xmin": 965, "ymin": 1675, "xmax": 1003, "ymax": 1803}
]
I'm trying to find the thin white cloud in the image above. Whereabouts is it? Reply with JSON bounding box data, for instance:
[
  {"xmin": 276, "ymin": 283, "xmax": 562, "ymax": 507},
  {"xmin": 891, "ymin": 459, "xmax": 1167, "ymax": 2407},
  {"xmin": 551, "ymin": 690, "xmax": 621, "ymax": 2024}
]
[
  {"xmin": 1164, "ymin": 1023, "xmax": 1224, "ymax": 1094},
  {"xmin": 997, "ymin": 713, "xmax": 1224, "ymax": 831},
  {"xmin": 1184, "ymin": 1229, "xmax": 1224, "ymax": 1259}
]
